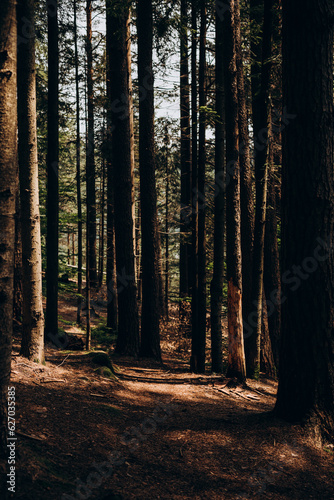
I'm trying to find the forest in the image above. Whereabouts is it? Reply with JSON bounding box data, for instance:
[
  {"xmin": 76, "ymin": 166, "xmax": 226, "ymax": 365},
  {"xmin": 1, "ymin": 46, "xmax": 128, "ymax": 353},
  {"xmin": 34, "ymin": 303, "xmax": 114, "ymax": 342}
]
[{"xmin": 0, "ymin": 0, "xmax": 334, "ymax": 498}]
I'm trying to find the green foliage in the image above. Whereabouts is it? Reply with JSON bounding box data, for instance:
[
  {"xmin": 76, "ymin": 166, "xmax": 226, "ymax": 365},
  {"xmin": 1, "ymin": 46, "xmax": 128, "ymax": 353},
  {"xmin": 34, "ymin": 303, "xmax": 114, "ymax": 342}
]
[
  {"xmin": 199, "ymin": 106, "xmax": 223, "ymax": 127},
  {"xmin": 91, "ymin": 321, "xmax": 117, "ymax": 347}
]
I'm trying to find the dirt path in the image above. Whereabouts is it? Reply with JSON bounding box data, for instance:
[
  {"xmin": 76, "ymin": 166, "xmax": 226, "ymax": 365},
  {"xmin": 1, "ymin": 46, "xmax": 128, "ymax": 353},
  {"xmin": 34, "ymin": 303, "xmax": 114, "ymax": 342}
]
[{"xmin": 9, "ymin": 343, "xmax": 334, "ymax": 500}]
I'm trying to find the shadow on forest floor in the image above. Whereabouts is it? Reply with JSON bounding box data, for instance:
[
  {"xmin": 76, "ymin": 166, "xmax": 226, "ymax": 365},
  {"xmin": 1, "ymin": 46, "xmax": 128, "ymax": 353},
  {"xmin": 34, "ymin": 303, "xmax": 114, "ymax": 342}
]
[{"xmin": 3, "ymin": 298, "xmax": 334, "ymax": 500}]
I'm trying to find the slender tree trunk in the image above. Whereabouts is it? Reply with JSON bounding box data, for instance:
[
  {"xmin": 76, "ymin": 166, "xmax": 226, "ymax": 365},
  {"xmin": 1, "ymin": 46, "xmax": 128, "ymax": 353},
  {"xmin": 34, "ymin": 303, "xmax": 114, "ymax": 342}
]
[
  {"xmin": 275, "ymin": 0, "xmax": 334, "ymax": 441},
  {"xmin": 14, "ymin": 190, "xmax": 23, "ymax": 323},
  {"xmin": 86, "ymin": 0, "xmax": 97, "ymax": 287},
  {"xmin": 67, "ymin": 232, "xmax": 70, "ymax": 265},
  {"xmin": 223, "ymin": 0, "xmax": 246, "ymax": 382},
  {"xmin": 190, "ymin": 0, "xmax": 199, "ymax": 371},
  {"xmin": 127, "ymin": 11, "xmax": 136, "ymax": 282},
  {"xmin": 0, "ymin": 0, "xmax": 17, "ymax": 459},
  {"xmin": 74, "ymin": 0, "xmax": 83, "ymax": 325},
  {"xmin": 17, "ymin": 0, "xmax": 44, "ymax": 363},
  {"xmin": 85, "ymin": 227, "xmax": 91, "ymax": 350},
  {"xmin": 72, "ymin": 232, "xmax": 75, "ymax": 266},
  {"xmin": 180, "ymin": 0, "xmax": 192, "ymax": 305},
  {"xmin": 107, "ymin": 0, "xmax": 139, "ymax": 355},
  {"xmin": 136, "ymin": 204, "xmax": 142, "ymax": 304},
  {"xmin": 263, "ymin": 152, "xmax": 281, "ymax": 368},
  {"xmin": 98, "ymin": 157, "xmax": 106, "ymax": 289},
  {"xmin": 45, "ymin": 0, "xmax": 59, "ymax": 342},
  {"xmin": 246, "ymin": 0, "xmax": 273, "ymax": 378},
  {"xmin": 137, "ymin": 0, "xmax": 161, "ymax": 360},
  {"xmin": 105, "ymin": 1, "xmax": 118, "ymax": 333},
  {"xmin": 165, "ymin": 127, "xmax": 169, "ymax": 321},
  {"xmin": 192, "ymin": 0, "xmax": 207, "ymax": 374},
  {"xmin": 210, "ymin": 0, "xmax": 225, "ymax": 374},
  {"xmin": 235, "ymin": 0, "xmax": 254, "ymax": 344},
  {"xmin": 260, "ymin": 290, "xmax": 276, "ymax": 378}
]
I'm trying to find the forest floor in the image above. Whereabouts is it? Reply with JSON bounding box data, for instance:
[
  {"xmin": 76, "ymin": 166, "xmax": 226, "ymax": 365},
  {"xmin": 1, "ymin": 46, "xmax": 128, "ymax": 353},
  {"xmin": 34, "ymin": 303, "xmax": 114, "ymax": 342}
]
[{"xmin": 5, "ymin": 283, "xmax": 334, "ymax": 499}]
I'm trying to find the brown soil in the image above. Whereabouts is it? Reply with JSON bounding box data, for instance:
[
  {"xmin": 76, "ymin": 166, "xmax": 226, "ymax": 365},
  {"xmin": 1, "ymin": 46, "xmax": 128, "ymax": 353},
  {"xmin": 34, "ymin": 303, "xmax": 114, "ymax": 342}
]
[{"xmin": 4, "ymin": 290, "xmax": 334, "ymax": 500}]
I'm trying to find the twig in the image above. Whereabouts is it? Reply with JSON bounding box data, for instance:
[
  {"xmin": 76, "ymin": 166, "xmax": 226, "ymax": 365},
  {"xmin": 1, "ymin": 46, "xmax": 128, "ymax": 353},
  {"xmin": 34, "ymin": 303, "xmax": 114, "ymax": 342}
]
[
  {"xmin": 56, "ymin": 354, "xmax": 70, "ymax": 368},
  {"xmin": 40, "ymin": 378, "xmax": 66, "ymax": 383},
  {"xmin": 16, "ymin": 431, "xmax": 45, "ymax": 441}
]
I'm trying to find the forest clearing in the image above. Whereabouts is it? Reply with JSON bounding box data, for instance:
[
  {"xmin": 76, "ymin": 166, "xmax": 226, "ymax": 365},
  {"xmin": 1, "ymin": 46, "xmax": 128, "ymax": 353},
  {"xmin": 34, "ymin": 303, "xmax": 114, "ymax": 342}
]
[
  {"xmin": 1, "ymin": 0, "xmax": 334, "ymax": 498},
  {"xmin": 9, "ymin": 288, "xmax": 334, "ymax": 499}
]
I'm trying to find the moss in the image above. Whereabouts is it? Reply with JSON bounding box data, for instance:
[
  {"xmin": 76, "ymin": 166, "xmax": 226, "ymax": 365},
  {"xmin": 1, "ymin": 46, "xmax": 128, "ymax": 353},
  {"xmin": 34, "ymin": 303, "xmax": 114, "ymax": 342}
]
[
  {"xmin": 94, "ymin": 366, "xmax": 116, "ymax": 379},
  {"xmin": 89, "ymin": 351, "xmax": 115, "ymax": 372}
]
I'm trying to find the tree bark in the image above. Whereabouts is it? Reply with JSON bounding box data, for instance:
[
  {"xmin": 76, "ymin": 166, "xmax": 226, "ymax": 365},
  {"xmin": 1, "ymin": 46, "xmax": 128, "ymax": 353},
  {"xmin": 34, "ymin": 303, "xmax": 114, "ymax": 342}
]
[
  {"xmin": 246, "ymin": 0, "xmax": 273, "ymax": 379},
  {"xmin": 107, "ymin": 0, "xmax": 139, "ymax": 355},
  {"xmin": 0, "ymin": 0, "xmax": 17, "ymax": 459},
  {"xmin": 210, "ymin": 0, "xmax": 225, "ymax": 374},
  {"xmin": 223, "ymin": 0, "xmax": 246, "ymax": 382},
  {"xmin": 45, "ymin": 0, "xmax": 59, "ymax": 342},
  {"xmin": 275, "ymin": 0, "xmax": 334, "ymax": 441},
  {"xmin": 192, "ymin": 0, "xmax": 206, "ymax": 374},
  {"xmin": 263, "ymin": 156, "xmax": 281, "ymax": 368},
  {"xmin": 98, "ymin": 156, "xmax": 106, "ymax": 289},
  {"xmin": 190, "ymin": 0, "xmax": 199, "ymax": 372},
  {"xmin": 165, "ymin": 127, "xmax": 169, "ymax": 321},
  {"xmin": 235, "ymin": 0, "xmax": 254, "ymax": 346},
  {"xmin": 14, "ymin": 190, "xmax": 23, "ymax": 323},
  {"xmin": 260, "ymin": 290, "xmax": 276, "ymax": 379},
  {"xmin": 137, "ymin": 0, "xmax": 162, "ymax": 360},
  {"xmin": 179, "ymin": 0, "xmax": 192, "ymax": 303},
  {"xmin": 74, "ymin": 0, "xmax": 83, "ymax": 325},
  {"xmin": 105, "ymin": 1, "xmax": 118, "ymax": 333},
  {"xmin": 86, "ymin": 0, "xmax": 97, "ymax": 288},
  {"xmin": 17, "ymin": 0, "xmax": 45, "ymax": 363}
]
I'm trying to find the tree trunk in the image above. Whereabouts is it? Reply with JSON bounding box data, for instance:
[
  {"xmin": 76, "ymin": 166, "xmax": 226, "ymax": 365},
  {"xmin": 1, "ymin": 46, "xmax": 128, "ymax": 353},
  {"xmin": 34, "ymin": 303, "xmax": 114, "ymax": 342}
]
[
  {"xmin": 235, "ymin": 0, "xmax": 254, "ymax": 345},
  {"xmin": 190, "ymin": 0, "xmax": 199, "ymax": 372},
  {"xmin": 179, "ymin": 0, "xmax": 192, "ymax": 303},
  {"xmin": 260, "ymin": 290, "xmax": 276, "ymax": 379},
  {"xmin": 223, "ymin": 0, "xmax": 246, "ymax": 382},
  {"xmin": 17, "ymin": 0, "xmax": 44, "ymax": 363},
  {"xmin": 137, "ymin": 0, "xmax": 162, "ymax": 360},
  {"xmin": 246, "ymin": 0, "xmax": 273, "ymax": 379},
  {"xmin": 192, "ymin": 0, "xmax": 206, "ymax": 374},
  {"xmin": 105, "ymin": 1, "xmax": 118, "ymax": 333},
  {"xmin": 86, "ymin": 0, "xmax": 97, "ymax": 288},
  {"xmin": 210, "ymin": 0, "xmax": 225, "ymax": 374},
  {"xmin": 127, "ymin": 12, "xmax": 136, "ymax": 285},
  {"xmin": 45, "ymin": 0, "xmax": 59, "ymax": 342},
  {"xmin": 165, "ymin": 127, "xmax": 169, "ymax": 321},
  {"xmin": 14, "ymin": 190, "xmax": 23, "ymax": 323},
  {"xmin": 263, "ymin": 155, "xmax": 281, "ymax": 368},
  {"xmin": 0, "ymin": 0, "xmax": 17, "ymax": 459},
  {"xmin": 74, "ymin": 0, "xmax": 83, "ymax": 325},
  {"xmin": 275, "ymin": 0, "xmax": 334, "ymax": 441},
  {"xmin": 107, "ymin": 0, "xmax": 139, "ymax": 355},
  {"xmin": 98, "ymin": 156, "xmax": 106, "ymax": 289}
]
